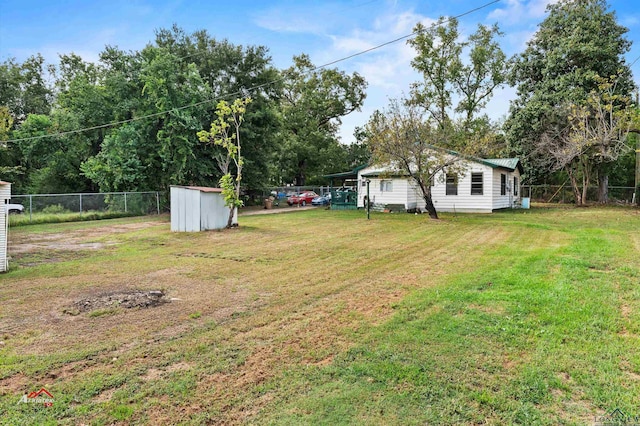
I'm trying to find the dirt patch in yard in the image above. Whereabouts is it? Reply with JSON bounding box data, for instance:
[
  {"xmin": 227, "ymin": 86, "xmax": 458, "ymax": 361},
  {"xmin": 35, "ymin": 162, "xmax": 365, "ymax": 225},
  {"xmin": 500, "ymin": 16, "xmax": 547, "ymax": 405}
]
[
  {"xmin": 65, "ymin": 290, "xmax": 169, "ymax": 315},
  {"xmin": 8, "ymin": 221, "xmax": 165, "ymax": 255}
]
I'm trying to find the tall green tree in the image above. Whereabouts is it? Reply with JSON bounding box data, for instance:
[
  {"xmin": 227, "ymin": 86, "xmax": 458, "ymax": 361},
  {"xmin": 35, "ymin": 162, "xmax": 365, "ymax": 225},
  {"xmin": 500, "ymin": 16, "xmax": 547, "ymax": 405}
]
[
  {"xmin": 409, "ymin": 17, "xmax": 508, "ymax": 142},
  {"xmin": 0, "ymin": 55, "xmax": 52, "ymax": 124},
  {"xmin": 505, "ymin": 0, "xmax": 635, "ymax": 192},
  {"xmin": 534, "ymin": 75, "xmax": 638, "ymax": 205},
  {"xmin": 154, "ymin": 26, "xmax": 282, "ymax": 190},
  {"xmin": 278, "ymin": 54, "xmax": 367, "ymax": 185},
  {"xmin": 82, "ymin": 46, "xmax": 214, "ymax": 192},
  {"xmin": 0, "ymin": 106, "xmax": 23, "ymax": 184},
  {"xmin": 198, "ymin": 98, "xmax": 252, "ymax": 228},
  {"xmin": 83, "ymin": 27, "xmax": 281, "ymax": 192},
  {"xmin": 366, "ymin": 18, "xmax": 508, "ymax": 219},
  {"xmin": 10, "ymin": 113, "xmax": 90, "ymax": 193}
]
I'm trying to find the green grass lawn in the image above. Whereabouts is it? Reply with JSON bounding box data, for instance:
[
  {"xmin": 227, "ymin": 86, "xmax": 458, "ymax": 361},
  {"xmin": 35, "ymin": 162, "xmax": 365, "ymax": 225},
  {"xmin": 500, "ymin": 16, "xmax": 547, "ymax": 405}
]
[{"xmin": 0, "ymin": 206, "xmax": 638, "ymax": 425}]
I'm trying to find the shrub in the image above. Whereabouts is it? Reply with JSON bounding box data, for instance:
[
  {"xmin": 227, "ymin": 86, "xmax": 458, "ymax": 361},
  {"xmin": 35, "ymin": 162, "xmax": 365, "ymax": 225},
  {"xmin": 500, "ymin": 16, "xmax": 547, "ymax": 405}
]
[{"xmin": 40, "ymin": 204, "xmax": 70, "ymax": 214}]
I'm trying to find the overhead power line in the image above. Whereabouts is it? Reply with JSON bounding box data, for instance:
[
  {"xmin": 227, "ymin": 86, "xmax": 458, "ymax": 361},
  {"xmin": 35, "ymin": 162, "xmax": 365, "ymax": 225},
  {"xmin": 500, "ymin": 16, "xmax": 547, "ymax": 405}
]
[{"xmin": 5, "ymin": 0, "xmax": 501, "ymax": 144}]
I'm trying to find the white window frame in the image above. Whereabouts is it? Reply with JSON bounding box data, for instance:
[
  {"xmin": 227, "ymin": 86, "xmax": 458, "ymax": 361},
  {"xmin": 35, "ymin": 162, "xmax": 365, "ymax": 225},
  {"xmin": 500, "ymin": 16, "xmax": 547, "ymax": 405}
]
[
  {"xmin": 445, "ymin": 174, "xmax": 458, "ymax": 196},
  {"xmin": 471, "ymin": 172, "xmax": 483, "ymax": 195},
  {"xmin": 379, "ymin": 180, "xmax": 393, "ymax": 192}
]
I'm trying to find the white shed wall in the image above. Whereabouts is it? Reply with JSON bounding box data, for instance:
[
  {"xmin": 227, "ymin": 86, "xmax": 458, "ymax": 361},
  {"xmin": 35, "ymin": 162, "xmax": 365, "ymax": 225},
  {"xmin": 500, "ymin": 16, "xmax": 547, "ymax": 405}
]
[
  {"xmin": 200, "ymin": 192, "xmax": 236, "ymax": 229},
  {"xmin": 171, "ymin": 186, "xmax": 232, "ymax": 232},
  {"xmin": 0, "ymin": 182, "xmax": 11, "ymax": 272},
  {"xmin": 171, "ymin": 187, "xmax": 201, "ymax": 232}
]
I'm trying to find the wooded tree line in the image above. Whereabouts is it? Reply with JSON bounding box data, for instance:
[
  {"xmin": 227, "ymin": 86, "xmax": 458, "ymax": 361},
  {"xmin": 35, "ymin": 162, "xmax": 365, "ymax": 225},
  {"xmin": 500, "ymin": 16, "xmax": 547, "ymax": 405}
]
[
  {"xmin": 0, "ymin": 26, "xmax": 369, "ymax": 195},
  {"xmin": 1, "ymin": 0, "xmax": 638, "ymax": 205}
]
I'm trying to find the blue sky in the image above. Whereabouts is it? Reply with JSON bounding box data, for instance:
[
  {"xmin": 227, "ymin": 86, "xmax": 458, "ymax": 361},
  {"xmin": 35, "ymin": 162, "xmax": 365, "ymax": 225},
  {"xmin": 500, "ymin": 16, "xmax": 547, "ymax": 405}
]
[{"xmin": 1, "ymin": 0, "xmax": 640, "ymax": 142}]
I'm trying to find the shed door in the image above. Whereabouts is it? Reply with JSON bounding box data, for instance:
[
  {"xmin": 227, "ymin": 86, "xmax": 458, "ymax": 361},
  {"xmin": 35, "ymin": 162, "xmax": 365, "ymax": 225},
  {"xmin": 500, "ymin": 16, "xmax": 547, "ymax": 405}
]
[{"xmin": 171, "ymin": 188, "xmax": 201, "ymax": 232}]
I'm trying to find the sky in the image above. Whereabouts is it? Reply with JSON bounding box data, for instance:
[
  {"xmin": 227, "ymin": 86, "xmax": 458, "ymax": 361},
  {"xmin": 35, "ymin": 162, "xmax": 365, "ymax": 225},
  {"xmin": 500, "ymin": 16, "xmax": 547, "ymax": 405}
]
[{"xmin": 1, "ymin": 0, "xmax": 640, "ymax": 143}]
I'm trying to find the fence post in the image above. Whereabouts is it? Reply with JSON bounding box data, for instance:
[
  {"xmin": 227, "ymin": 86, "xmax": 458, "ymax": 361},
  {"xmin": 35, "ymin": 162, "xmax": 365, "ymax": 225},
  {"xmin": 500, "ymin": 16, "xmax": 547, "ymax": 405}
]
[
  {"xmin": 156, "ymin": 192, "xmax": 160, "ymax": 215},
  {"xmin": 124, "ymin": 192, "xmax": 128, "ymax": 213},
  {"xmin": 29, "ymin": 195, "xmax": 32, "ymax": 222},
  {"xmin": 79, "ymin": 193, "xmax": 83, "ymax": 214}
]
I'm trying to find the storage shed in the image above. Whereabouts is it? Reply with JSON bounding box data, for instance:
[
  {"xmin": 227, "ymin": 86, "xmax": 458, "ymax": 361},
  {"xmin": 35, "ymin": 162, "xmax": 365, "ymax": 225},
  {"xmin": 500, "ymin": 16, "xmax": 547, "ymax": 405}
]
[
  {"xmin": 0, "ymin": 181, "xmax": 11, "ymax": 272},
  {"xmin": 170, "ymin": 186, "xmax": 237, "ymax": 232}
]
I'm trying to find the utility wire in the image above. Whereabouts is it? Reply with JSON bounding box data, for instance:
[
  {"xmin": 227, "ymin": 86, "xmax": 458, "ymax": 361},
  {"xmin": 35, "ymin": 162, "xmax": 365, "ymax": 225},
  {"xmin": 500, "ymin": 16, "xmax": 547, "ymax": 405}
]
[
  {"xmin": 6, "ymin": 0, "xmax": 502, "ymax": 144},
  {"xmin": 629, "ymin": 52, "xmax": 640, "ymax": 68}
]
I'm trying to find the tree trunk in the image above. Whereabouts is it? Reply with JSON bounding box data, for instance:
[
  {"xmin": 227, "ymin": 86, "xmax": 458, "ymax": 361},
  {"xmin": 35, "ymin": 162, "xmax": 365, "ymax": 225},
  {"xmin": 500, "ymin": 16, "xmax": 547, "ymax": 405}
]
[
  {"xmin": 598, "ymin": 173, "xmax": 609, "ymax": 204},
  {"xmin": 295, "ymin": 159, "xmax": 307, "ymax": 186},
  {"xmin": 423, "ymin": 195, "xmax": 438, "ymax": 219},
  {"xmin": 580, "ymin": 158, "xmax": 591, "ymax": 206},
  {"xmin": 581, "ymin": 177, "xmax": 588, "ymax": 206},
  {"xmin": 226, "ymin": 207, "xmax": 235, "ymax": 228},
  {"xmin": 294, "ymin": 173, "xmax": 305, "ymax": 186},
  {"xmin": 417, "ymin": 179, "xmax": 438, "ymax": 219},
  {"xmin": 567, "ymin": 168, "xmax": 582, "ymax": 205}
]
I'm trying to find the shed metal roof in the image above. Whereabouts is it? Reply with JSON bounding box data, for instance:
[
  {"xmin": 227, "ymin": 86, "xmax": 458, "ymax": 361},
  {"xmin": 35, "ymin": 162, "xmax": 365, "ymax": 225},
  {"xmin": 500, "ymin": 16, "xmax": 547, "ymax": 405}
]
[{"xmin": 171, "ymin": 185, "xmax": 222, "ymax": 193}]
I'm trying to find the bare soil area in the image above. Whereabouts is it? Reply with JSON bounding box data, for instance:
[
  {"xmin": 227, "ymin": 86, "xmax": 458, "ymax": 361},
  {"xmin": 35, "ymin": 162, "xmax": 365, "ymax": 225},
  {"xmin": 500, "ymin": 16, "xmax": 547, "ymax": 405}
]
[{"xmin": 65, "ymin": 289, "xmax": 169, "ymax": 315}]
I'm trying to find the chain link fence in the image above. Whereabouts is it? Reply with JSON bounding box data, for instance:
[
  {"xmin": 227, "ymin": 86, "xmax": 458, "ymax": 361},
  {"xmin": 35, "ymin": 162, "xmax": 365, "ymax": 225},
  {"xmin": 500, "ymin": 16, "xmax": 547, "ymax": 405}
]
[
  {"xmin": 10, "ymin": 192, "xmax": 162, "ymax": 222},
  {"xmin": 522, "ymin": 185, "xmax": 635, "ymax": 204}
]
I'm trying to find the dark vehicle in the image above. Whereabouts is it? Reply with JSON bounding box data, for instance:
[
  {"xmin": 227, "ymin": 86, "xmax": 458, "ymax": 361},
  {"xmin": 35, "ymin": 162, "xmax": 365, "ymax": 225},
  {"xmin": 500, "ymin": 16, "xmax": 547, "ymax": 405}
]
[{"xmin": 287, "ymin": 191, "xmax": 318, "ymax": 206}]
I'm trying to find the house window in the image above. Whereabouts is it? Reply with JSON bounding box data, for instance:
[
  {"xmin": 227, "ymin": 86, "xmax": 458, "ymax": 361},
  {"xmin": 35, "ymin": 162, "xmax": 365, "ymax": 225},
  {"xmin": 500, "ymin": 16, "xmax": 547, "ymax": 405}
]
[
  {"xmin": 445, "ymin": 174, "xmax": 457, "ymax": 196},
  {"xmin": 513, "ymin": 176, "xmax": 519, "ymax": 196},
  {"xmin": 500, "ymin": 174, "xmax": 506, "ymax": 196},
  {"xmin": 471, "ymin": 173, "xmax": 483, "ymax": 195},
  {"xmin": 379, "ymin": 180, "xmax": 393, "ymax": 192}
]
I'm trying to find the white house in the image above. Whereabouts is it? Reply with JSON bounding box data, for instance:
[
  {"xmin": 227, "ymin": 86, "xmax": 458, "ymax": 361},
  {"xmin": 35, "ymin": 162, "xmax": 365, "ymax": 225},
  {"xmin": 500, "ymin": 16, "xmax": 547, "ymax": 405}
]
[{"xmin": 356, "ymin": 157, "xmax": 523, "ymax": 213}]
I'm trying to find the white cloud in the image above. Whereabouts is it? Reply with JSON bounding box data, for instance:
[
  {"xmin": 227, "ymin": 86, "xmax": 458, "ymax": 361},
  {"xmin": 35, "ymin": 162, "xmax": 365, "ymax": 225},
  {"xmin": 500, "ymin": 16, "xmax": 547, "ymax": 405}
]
[
  {"xmin": 253, "ymin": 2, "xmax": 368, "ymax": 35},
  {"xmin": 621, "ymin": 15, "xmax": 640, "ymax": 28},
  {"xmin": 254, "ymin": 13, "xmax": 327, "ymax": 35},
  {"xmin": 311, "ymin": 9, "xmax": 438, "ymax": 142},
  {"xmin": 487, "ymin": 0, "xmax": 559, "ymax": 25},
  {"xmin": 329, "ymin": 32, "xmax": 376, "ymax": 55}
]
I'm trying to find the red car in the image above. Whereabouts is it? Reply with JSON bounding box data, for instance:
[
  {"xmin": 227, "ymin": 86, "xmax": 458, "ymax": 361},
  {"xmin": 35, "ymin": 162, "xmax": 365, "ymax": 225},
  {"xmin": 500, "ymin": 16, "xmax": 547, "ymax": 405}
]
[{"xmin": 287, "ymin": 191, "xmax": 318, "ymax": 206}]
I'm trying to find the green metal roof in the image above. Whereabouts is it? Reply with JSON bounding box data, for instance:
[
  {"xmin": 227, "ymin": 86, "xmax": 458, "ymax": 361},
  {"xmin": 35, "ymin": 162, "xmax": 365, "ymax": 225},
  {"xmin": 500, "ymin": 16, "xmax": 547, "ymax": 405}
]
[
  {"xmin": 360, "ymin": 171, "xmax": 409, "ymax": 178},
  {"xmin": 327, "ymin": 147, "xmax": 523, "ymax": 179},
  {"xmin": 482, "ymin": 158, "xmax": 523, "ymax": 173},
  {"xmin": 323, "ymin": 164, "xmax": 368, "ymax": 179}
]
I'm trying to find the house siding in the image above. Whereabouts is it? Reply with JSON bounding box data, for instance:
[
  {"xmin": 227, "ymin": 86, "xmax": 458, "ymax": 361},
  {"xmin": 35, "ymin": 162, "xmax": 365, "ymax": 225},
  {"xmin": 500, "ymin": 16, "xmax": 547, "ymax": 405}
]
[
  {"xmin": 430, "ymin": 163, "xmax": 494, "ymax": 212},
  {"xmin": 356, "ymin": 159, "xmax": 521, "ymax": 213},
  {"xmin": 491, "ymin": 168, "xmax": 521, "ymax": 210},
  {"xmin": 365, "ymin": 177, "xmax": 410, "ymax": 208}
]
